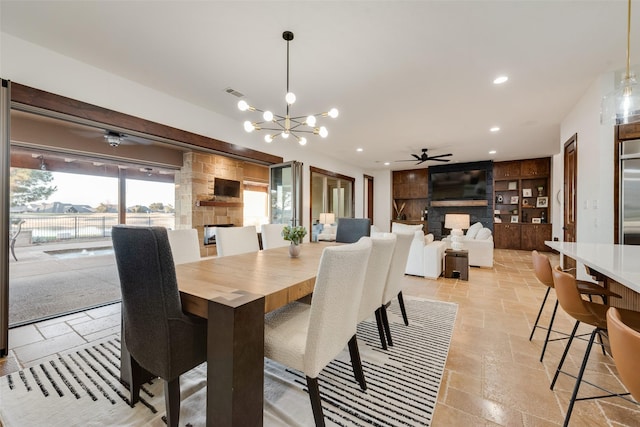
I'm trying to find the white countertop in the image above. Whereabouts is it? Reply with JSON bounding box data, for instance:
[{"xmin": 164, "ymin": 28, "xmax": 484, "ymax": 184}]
[{"xmin": 545, "ymin": 241, "xmax": 640, "ymax": 293}]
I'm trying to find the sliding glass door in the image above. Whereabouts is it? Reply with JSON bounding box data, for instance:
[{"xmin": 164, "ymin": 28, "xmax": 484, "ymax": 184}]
[
  {"xmin": 1, "ymin": 80, "xmax": 10, "ymax": 356},
  {"xmin": 269, "ymin": 161, "xmax": 303, "ymax": 226}
]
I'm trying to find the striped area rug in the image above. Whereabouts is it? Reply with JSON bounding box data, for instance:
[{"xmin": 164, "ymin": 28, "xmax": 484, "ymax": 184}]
[{"xmin": 0, "ymin": 297, "xmax": 457, "ymax": 427}]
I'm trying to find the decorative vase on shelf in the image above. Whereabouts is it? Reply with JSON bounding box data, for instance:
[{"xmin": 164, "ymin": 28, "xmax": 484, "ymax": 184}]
[{"xmin": 289, "ymin": 243, "xmax": 301, "ymax": 258}]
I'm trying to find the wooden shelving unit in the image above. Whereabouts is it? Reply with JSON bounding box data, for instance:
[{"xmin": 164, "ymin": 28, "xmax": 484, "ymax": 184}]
[
  {"xmin": 195, "ymin": 200, "xmax": 244, "ymax": 208},
  {"xmin": 392, "ymin": 169, "xmax": 428, "ymax": 230},
  {"xmin": 493, "ymin": 158, "xmax": 551, "ymax": 251}
]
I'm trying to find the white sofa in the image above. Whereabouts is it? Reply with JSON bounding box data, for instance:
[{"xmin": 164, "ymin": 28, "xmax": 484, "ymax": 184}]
[
  {"xmin": 373, "ymin": 222, "xmax": 446, "ymax": 279},
  {"xmin": 317, "ymin": 224, "xmax": 337, "ymax": 241},
  {"xmin": 442, "ymin": 222, "xmax": 494, "ymax": 268}
]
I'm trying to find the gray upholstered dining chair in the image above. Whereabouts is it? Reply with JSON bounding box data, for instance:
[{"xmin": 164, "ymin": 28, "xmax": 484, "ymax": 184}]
[
  {"xmin": 215, "ymin": 225, "xmax": 260, "ymax": 257},
  {"xmin": 379, "ymin": 231, "xmax": 413, "ymax": 347},
  {"xmin": 264, "ymin": 237, "xmax": 372, "ymax": 427},
  {"xmin": 335, "ymin": 217, "xmax": 371, "ymax": 243},
  {"xmin": 358, "ymin": 234, "xmax": 396, "ymax": 350},
  {"xmin": 112, "ymin": 225, "xmax": 207, "ymax": 427}
]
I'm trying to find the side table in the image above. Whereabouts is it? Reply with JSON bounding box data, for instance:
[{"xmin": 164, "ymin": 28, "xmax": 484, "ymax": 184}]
[{"xmin": 444, "ymin": 249, "xmax": 469, "ymax": 280}]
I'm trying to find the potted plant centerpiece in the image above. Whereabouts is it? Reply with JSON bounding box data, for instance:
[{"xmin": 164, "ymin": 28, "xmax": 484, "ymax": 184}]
[{"xmin": 282, "ymin": 225, "xmax": 307, "ymax": 258}]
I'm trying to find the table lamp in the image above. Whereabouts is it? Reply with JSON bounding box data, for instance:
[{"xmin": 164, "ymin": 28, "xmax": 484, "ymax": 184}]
[
  {"xmin": 445, "ymin": 213, "xmax": 470, "ymax": 251},
  {"xmin": 319, "ymin": 212, "xmax": 335, "ymax": 226}
]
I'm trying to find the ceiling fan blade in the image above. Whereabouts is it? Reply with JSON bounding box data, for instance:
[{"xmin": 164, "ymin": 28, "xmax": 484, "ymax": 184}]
[
  {"xmin": 429, "ymin": 158, "xmax": 451, "ymax": 162},
  {"xmin": 416, "ymin": 160, "xmax": 426, "ymax": 165},
  {"xmin": 411, "ymin": 154, "xmax": 421, "ymax": 161},
  {"xmin": 394, "ymin": 159, "xmax": 418, "ymax": 162},
  {"xmin": 426, "ymin": 153, "xmax": 453, "ymax": 159}
]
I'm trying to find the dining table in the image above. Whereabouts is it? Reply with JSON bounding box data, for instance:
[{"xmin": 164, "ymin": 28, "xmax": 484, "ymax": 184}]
[
  {"xmin": 173, "ymin": 241, "xmax": 337, "ymax": 426},
  {"xmin": 544, "ymin": 241, "xmax": 640, "ymax": 310}
]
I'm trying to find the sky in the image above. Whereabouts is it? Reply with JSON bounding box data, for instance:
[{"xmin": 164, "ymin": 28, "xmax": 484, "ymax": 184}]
[{"xmin": 44, "ymin": 171, "xmax": 175, "ymax": 207}]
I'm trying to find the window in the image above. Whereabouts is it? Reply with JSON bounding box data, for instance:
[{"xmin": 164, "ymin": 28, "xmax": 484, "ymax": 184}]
[{"xmin": 244, "ymin": 183, "xmax": 269, "ymax": 231}]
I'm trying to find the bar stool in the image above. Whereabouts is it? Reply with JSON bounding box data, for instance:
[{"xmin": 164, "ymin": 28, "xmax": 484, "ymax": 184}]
[
  {"xmin": 607, "ymin": 307, "xmax": 640, "ymax": 403},
  {"xmin": 530, "ymin": 251, "xmax": 620, "ymax": 361},
  {"xmin": 550, "ymin": 266, "xmax": 640, "ymax": 427}
]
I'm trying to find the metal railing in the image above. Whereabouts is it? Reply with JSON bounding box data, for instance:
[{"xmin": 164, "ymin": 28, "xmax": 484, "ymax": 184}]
[{"xmin": 10, "ymin": 213, "xmax": 175, "ymax": 243}]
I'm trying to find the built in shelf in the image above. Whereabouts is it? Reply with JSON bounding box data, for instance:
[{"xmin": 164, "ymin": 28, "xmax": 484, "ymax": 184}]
[
  {"xmin": 196, "ymin": 200, "xmax": 244, "ymax": 208},
  {"xmin": 431, "ymin": 200, "xmax": 488, "ymax": 207}
]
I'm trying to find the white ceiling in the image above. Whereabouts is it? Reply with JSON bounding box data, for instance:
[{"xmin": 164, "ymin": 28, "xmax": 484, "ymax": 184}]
[{"xmin": 1, "ymin": 1, "xmax": 637, "ymax": 170}]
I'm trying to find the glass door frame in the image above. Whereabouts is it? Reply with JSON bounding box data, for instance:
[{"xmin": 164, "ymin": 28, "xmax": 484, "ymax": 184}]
[
  {"xmin": 269, "ymin": 161, "xmax": 303, "ymax": 226},
  {"xmin": 309, "ymin": 166, "xmax": 355, "ymax": 226}
]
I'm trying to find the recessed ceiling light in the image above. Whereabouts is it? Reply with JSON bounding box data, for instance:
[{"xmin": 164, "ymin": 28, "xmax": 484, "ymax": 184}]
[
  {"xmin": 356, "ymin": 148, "xmax": 363, "ymax": 152},
  {"xmin": 489, "ymin": 150, "xmax": 497, "ymax": 155},
  {"xmin": 490, "ymin": 126, "xmax": 500, "ymax": 132},
  {"xmin": 383, "ymin": 162, "xmax": 390, "ymax": 166},
  {"xmin": 493, "ymin": 75, "xmax": 508, "ymax": 84}
]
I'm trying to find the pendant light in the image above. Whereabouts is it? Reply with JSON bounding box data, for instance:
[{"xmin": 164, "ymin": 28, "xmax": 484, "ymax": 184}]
[{"xmin": 601, "ymin": 0, "xmax": 639, "ymax": 125}]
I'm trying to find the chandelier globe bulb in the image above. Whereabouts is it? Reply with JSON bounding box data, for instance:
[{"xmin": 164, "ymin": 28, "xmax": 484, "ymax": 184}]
[{"xmin": 285, "ymin": 92, "xmax": 296, "ymax": 105}]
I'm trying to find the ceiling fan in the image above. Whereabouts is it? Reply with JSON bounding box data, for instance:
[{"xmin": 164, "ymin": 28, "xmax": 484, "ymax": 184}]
[{"xmin": 396, "ymin": 148, "xmax": 453, "ymax": 165}]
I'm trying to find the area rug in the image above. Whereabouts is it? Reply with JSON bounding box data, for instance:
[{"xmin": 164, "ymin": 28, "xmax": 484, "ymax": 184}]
[{"xmin": 0, "ymin": 298, "xmax": 457, "ymax": 426}]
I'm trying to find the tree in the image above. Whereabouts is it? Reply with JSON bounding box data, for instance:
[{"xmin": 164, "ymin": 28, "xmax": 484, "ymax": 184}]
[
  {"xmin": 10, "ymin": 168, "xmax": 57, "ymax": 207},
  {"xmin": 149, "ymin": 202, "xmax": 164, "ymax": 212}
]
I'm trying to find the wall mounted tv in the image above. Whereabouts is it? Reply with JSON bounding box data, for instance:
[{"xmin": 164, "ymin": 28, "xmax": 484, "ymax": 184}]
[
  {"xmin": 213, "ymin": 178, "xmax": 241, "ymax": 198},
  {"xmin": 430, "ymin": 169, "xmax": 487, "ymax": 201}
]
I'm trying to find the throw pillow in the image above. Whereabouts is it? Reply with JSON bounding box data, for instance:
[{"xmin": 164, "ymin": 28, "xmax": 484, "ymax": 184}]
[
  {"xmin": 465, "ymin": 222, "xmax": 483, "ymax": 239},
  {"xmin": 476, "ymin": 227, "xmax": 492, "ymax": 240}
]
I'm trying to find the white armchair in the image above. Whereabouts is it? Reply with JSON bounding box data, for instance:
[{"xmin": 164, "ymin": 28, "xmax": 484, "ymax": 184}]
[
  {"xmin": 387, "ymin": 222, "xmax": 445, "ymax": 279},
  {"xmin": 405, "ymin": 233, "xmax": 446, "ymax": 279}
]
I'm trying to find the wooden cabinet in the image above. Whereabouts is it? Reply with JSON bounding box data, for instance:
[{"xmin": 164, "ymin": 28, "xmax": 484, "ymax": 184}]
[
  {"xmin": 521, "ymin": 224, "xmax": 552, "ymax": 251},
  {"xmin": 493, "ymin": 161, "xmax": 521, "ymax": 179},
  {"xmin": 493, "ymin": 157, "xmax": 551, "ymax": 250},
  {"xmin": 392, "ymin": 169, "xmax": 428, "ymax": 222},
  {"xmin": 494, "ymin": 223, "xmax": 521, "ymax": 249},
  {"xmin": 520, "ymin": 158, "xmax": 550, "ymax": 177}
]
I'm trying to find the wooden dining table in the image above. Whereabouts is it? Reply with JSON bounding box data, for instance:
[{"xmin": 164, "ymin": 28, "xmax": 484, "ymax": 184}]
[{"xmin": 174, "ymin": 241, "xmax": 337, "ymax": 426}]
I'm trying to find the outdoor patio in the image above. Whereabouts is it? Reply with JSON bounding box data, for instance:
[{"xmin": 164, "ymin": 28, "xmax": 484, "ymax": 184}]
[{"xmin": 8, "ymin": 237, "xmax": 120, "ymax": 326}]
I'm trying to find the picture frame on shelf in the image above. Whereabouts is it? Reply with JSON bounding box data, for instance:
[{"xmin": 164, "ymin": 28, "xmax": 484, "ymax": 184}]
[
  {"xmin": 510, "ymin": 215, "xmax": 519, "ymax": 223},
  {"xmin": 508, "ymin": 181, "xmax": 517, "ymax": 190},
  {"xmin": 536, "ymin": 196, "xmax": 549, "ymax": 208},
  {"xmin": 510, "ymin": 195, "xmax": 519, "ymax": 204},
  {"xmin": 522, "ymin": 188, "xmax": 532, "ymax": 197},
  {"xmin": 532, "ymin": 218, "xmax": 542, "ymax": 224},
  {"xmin": 522, "ymin": 199, "xmax": 529, "ymax": 207}
]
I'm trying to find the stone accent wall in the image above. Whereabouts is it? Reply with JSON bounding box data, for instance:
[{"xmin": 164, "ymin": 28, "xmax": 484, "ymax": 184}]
[
  {"xmin": 427, "ymin": 161, "xmax": 494, "ymax": 240},
  {"xmin": 175, "ymin": 152, "xmax": 245, "ymax": 257}
]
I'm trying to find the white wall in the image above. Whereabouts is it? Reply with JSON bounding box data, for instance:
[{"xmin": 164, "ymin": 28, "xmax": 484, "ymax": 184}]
[
  {"xmin": 558, "ymin": 73, "xmax": 616, "ymax": 244},
  {"xmin": 1, "ymin": 33, "xmax": 369, "ymax": 235}
]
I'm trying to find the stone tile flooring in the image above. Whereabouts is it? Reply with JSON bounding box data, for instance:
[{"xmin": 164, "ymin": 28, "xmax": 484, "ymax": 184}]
[{"xmin": 2, "ymin": 248, "xmax": 639, "ymax": 426}]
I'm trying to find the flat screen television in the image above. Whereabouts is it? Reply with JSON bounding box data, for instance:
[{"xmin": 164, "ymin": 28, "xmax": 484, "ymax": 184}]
[
  {"xmin": 213, "ymin": 178, "xmax": 241, "ymax": 198},
  {"xmin": 430, "ymin": 169, "xmax": 487, "ymax": 201}
]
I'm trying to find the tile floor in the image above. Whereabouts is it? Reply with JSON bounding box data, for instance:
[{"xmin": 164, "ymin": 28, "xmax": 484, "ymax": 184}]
[{"xmin": 1, "ymin": 249, "xmax": 639, "ymax": 426}]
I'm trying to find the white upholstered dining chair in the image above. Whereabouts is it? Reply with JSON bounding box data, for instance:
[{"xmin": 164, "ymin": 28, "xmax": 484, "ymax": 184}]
[
  {"xmin": 264, "ymin": 237, "xmax": 372, "ymax": 427},
  {"xmin": 260, "ymin": 223, "xmax": 288, "ymax": 250},
  {"xmin": 379, "ymin": 231, "xmax": 413, "ymax": 347},
  {"xmin": 167, "ymin": 228, "xmax": 202, "ymax": 264},
  {"xmin": 358, "ymin": 234, "xmax": 396, "ymax": 350},
  {"xmin": 215, "ymin": 225, "xmax": 260, "ymax": 257}
]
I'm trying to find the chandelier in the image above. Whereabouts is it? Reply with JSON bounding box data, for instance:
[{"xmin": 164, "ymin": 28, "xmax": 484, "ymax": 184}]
[
  {"xmin": 237, "ymin": 31, "xmax": 339, "ymax": 145},
  {"xmin": 601, "ymin": 0, "xmax": 640, "ymax": 125}
]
